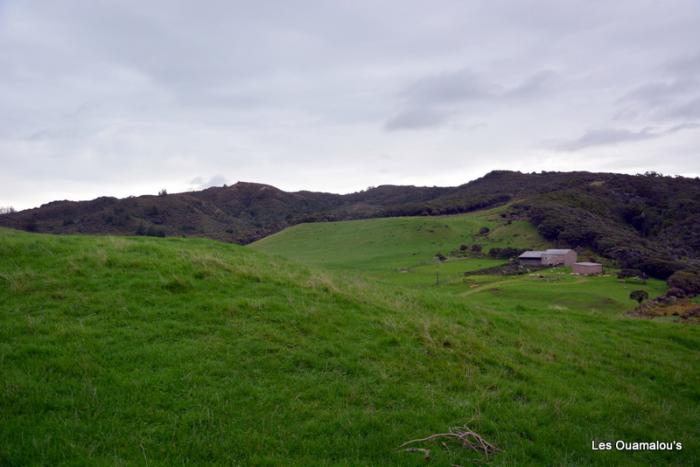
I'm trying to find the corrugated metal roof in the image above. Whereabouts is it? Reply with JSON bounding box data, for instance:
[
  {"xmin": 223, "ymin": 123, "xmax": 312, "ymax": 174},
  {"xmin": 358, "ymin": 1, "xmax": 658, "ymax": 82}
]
[
  {"xmin": 519, "ymin": 251, "xmax": 544, "ymax": 258},
  {"xmin": 544, "ymin": 249, "xmax": 574, "ymax": 254}
]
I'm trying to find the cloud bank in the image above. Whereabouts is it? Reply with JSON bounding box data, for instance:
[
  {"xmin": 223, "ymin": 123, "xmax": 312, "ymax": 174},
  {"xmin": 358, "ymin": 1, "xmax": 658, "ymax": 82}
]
[{"xmin": 1, "ymin": 0, "xmax": 699, "ymax": 209}]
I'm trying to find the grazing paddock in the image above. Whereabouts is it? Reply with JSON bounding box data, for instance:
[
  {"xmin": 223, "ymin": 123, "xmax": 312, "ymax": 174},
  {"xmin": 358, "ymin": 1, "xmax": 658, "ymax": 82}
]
[{"xmin": 1, "ymin": 217, "xmax": 697, "ymax": 465}]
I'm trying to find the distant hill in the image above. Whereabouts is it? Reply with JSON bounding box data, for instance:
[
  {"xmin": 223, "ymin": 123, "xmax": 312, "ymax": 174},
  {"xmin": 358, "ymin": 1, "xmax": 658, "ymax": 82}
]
[
  {"xmin": 2, "ymin": 170, "xmax": 699, "ymax": 278},
  {"xmin": 0, "ymin": 182, "xmax": 453, "ymax": 244}
]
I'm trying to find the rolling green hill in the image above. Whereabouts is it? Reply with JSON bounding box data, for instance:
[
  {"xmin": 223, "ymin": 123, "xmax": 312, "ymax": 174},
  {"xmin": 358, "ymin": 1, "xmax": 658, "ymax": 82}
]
[
  {"xmin": 2, "ymin": 216, "xmax": 699, "ymax": 464},
  {"xmin": 250, "ymin": 206, "xmax": 546, "ymax": 276}
]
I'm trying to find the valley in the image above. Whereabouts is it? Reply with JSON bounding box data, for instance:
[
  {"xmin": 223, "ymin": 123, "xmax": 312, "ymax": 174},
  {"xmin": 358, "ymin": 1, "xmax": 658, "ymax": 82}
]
[{"xmin": 1, "ymin": 203, "xmax": 697, "ymax": 465}]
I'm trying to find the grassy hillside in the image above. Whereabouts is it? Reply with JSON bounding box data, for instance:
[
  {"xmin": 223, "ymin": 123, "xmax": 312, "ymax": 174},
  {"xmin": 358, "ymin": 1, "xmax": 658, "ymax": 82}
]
[
  {"xmin": 2, "ymin": 224, "xmax": 699, "ymax": 465},
  {"xmin": 251, "ymin": 206, "xmax": 545, "ymax": 276}
]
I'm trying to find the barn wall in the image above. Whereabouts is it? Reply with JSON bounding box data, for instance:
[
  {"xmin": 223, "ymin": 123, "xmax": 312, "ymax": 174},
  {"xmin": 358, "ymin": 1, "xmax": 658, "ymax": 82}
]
[
  {"xmin": 572, "ymin": 263, "xmax": 603, "ymax": 275},
  {"xmin": 542, "ymin": 254, "xmax": 564, "ymax": 265}
]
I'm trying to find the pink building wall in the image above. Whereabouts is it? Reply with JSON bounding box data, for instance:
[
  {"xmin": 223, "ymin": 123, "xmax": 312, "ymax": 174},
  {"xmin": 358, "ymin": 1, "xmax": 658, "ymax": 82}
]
[
  {"xmin": 542, "ymin": 250, "xmax": 577, "ymax": 266},
  {"xmin": 572, "ymin": 262, "xmax": 603, "ymax": 275}
]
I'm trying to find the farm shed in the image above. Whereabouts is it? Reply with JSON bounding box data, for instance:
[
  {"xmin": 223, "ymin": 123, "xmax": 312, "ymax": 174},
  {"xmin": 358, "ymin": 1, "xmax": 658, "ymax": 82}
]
[
  {"xmin": 518, "ymin": 249, "xmax": 577, "ymax": 266},
  {"xmin": 572, "ymin": 262, "xmax": 603, "ymax": 275},
  {"xmin": 541, "ymin": 249, "xmax": 577, "ymax": 266},
  {"xmin": 518, "ymin": 251, "xmax": 544, "ymax": 265}
]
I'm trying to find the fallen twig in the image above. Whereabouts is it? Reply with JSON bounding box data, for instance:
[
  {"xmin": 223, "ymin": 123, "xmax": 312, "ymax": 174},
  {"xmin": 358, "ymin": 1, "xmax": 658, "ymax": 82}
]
[{"xmin": 399, "ymin": 425, "xmax": 498, "ymax": 456}]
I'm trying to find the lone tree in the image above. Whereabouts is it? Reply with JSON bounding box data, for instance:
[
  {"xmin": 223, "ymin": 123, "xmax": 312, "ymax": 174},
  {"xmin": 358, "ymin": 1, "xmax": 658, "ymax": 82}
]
[
  {"xmin": 158, "ymin": 189, "xmax": 168, "ymax": 197},
  {"xmin": 630, "ymin": 290, "xmax": 649, "ymax": 304}
]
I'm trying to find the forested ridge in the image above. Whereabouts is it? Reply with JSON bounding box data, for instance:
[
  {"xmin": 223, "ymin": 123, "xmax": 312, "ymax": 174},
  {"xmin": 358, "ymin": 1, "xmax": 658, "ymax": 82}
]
[{"xmin": 2, "ymin": 170, "xmax": 699, "ymax": 279}]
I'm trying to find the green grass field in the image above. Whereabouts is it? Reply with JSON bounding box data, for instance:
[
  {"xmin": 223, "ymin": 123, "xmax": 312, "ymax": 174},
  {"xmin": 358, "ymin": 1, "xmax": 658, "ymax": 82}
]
[
  {"xmin": 2, "ymin": 210, "xmax": 699, "ymax": 465},
  {"xmin": 251, "ymin": 206, "xmax": 546, "ymax": 273}
]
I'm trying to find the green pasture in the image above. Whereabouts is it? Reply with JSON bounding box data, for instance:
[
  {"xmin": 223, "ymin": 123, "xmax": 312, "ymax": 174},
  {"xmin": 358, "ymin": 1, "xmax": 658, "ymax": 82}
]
[
  {"xmin": 251, "ymin": 207, "xmax": 545, "ymax": 273},
  {"xmin": 1, "ymin": 211, "xmax": 698, "ymax": 465}
]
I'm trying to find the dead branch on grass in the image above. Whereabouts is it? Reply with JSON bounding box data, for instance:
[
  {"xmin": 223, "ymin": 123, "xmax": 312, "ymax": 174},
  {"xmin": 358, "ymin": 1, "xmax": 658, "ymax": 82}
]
[{"xmin": 399, "ymin": 425, "xmax": 498, "ymax": 456}]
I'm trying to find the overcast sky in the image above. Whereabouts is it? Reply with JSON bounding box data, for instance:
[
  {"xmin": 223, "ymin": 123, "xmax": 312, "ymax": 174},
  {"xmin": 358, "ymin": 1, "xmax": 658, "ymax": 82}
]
[{"xmin": 1, "ymin": 0, "xmax": 699, "ymax": 209}]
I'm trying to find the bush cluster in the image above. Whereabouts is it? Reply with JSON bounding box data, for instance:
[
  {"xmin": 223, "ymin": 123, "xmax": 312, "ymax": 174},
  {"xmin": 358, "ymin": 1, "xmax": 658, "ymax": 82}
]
[
  {"xmin": 488, "ymin": 247, "xmax": 525, "ymax": 259},
  {"xmin": 136, "ymin": 223, "xmax": 166, "ymax": 237},
  {"xmin": 516, "ymin": 173, "xmax": 700, "ymax": 279},
  {"xmin": 667, "ymin": 270, "xmax": 700, "ymax": 296}
]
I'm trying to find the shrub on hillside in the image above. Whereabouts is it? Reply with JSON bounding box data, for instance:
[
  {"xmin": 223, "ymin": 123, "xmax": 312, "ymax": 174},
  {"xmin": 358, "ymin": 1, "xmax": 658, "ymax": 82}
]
[
  {"xmin": 136, "ymin": 222, "xmax": 165, "ymax": 237},
  {"xmin": 146, "ymin": 226, "xmax": 166, "ymax": 237},
  {"xmin": 665, "ymin": 287, "xmax": 686, "ymax": 298},
  {"xmin": 617, "ymin": 268, "xmax": 647, "ymax": 280},
  {"xmin": 488, "ymin": 247, "xmax": 525, "ymax": 259},
  {"xmin": 638, "ymin": 257, "xmax": 684, "ymax": 280},
  {"xmin": 630, "ymin": 290, "xmax": 649, "ymax": 304},
  {"xmin": 24, "ymin": 218, "xmax": 38, "ymax": 232},
  {"xmin": 667, "ymin": 270, "xmax": 700, "ymax": 296}
]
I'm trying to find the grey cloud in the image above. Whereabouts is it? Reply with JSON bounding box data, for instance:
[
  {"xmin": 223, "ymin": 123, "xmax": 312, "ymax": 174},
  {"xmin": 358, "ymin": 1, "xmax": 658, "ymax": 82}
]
[
  {"xmin": 385, "ymin": 68, "xmax": 494, "ymax": 130},
  {"xmin": 2, "ymin": 1, "xmax": 700, "ymax": 208},
  {"xmin": 556, "ymin": 123, "xmax": 700, "ymax": 151},
  {"xmin": 663, "ymin": 97, "xmax": 700, "ymax": 120},
  {"xmin": 667, "ymin": 52, "xmax": 700, "ymax": 75},
  {"xmin": 614, "ymin": 80, "xmax": 700, "ymax": 125},
  {"xmin": 385, "ymin": 109, "xmax": 452, "ymax": 131},
  {"xmin": 23, "ymin": 124, "xmax": 103, "ymax": 141},
  {"xmin": 619, "ymin": 79, "xmax": 696, "ymax": 107},
  {"xmin": 402, "ymin": 69, "xmax": 500, "ymax": 105},
  {"xmin": 615, "ymin": 52, "xmax": 700, "ymax": 124},
  {"xmin": 505, "ymin": 70, "xmax": 560, "ymax": 98},
  {"xmin": 557, "ymin": 128, "xmax": 657, "ymax": 151},
  {"xmin": 386, "ymin": 69, "xmax": 559, "ymax": 130}
]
